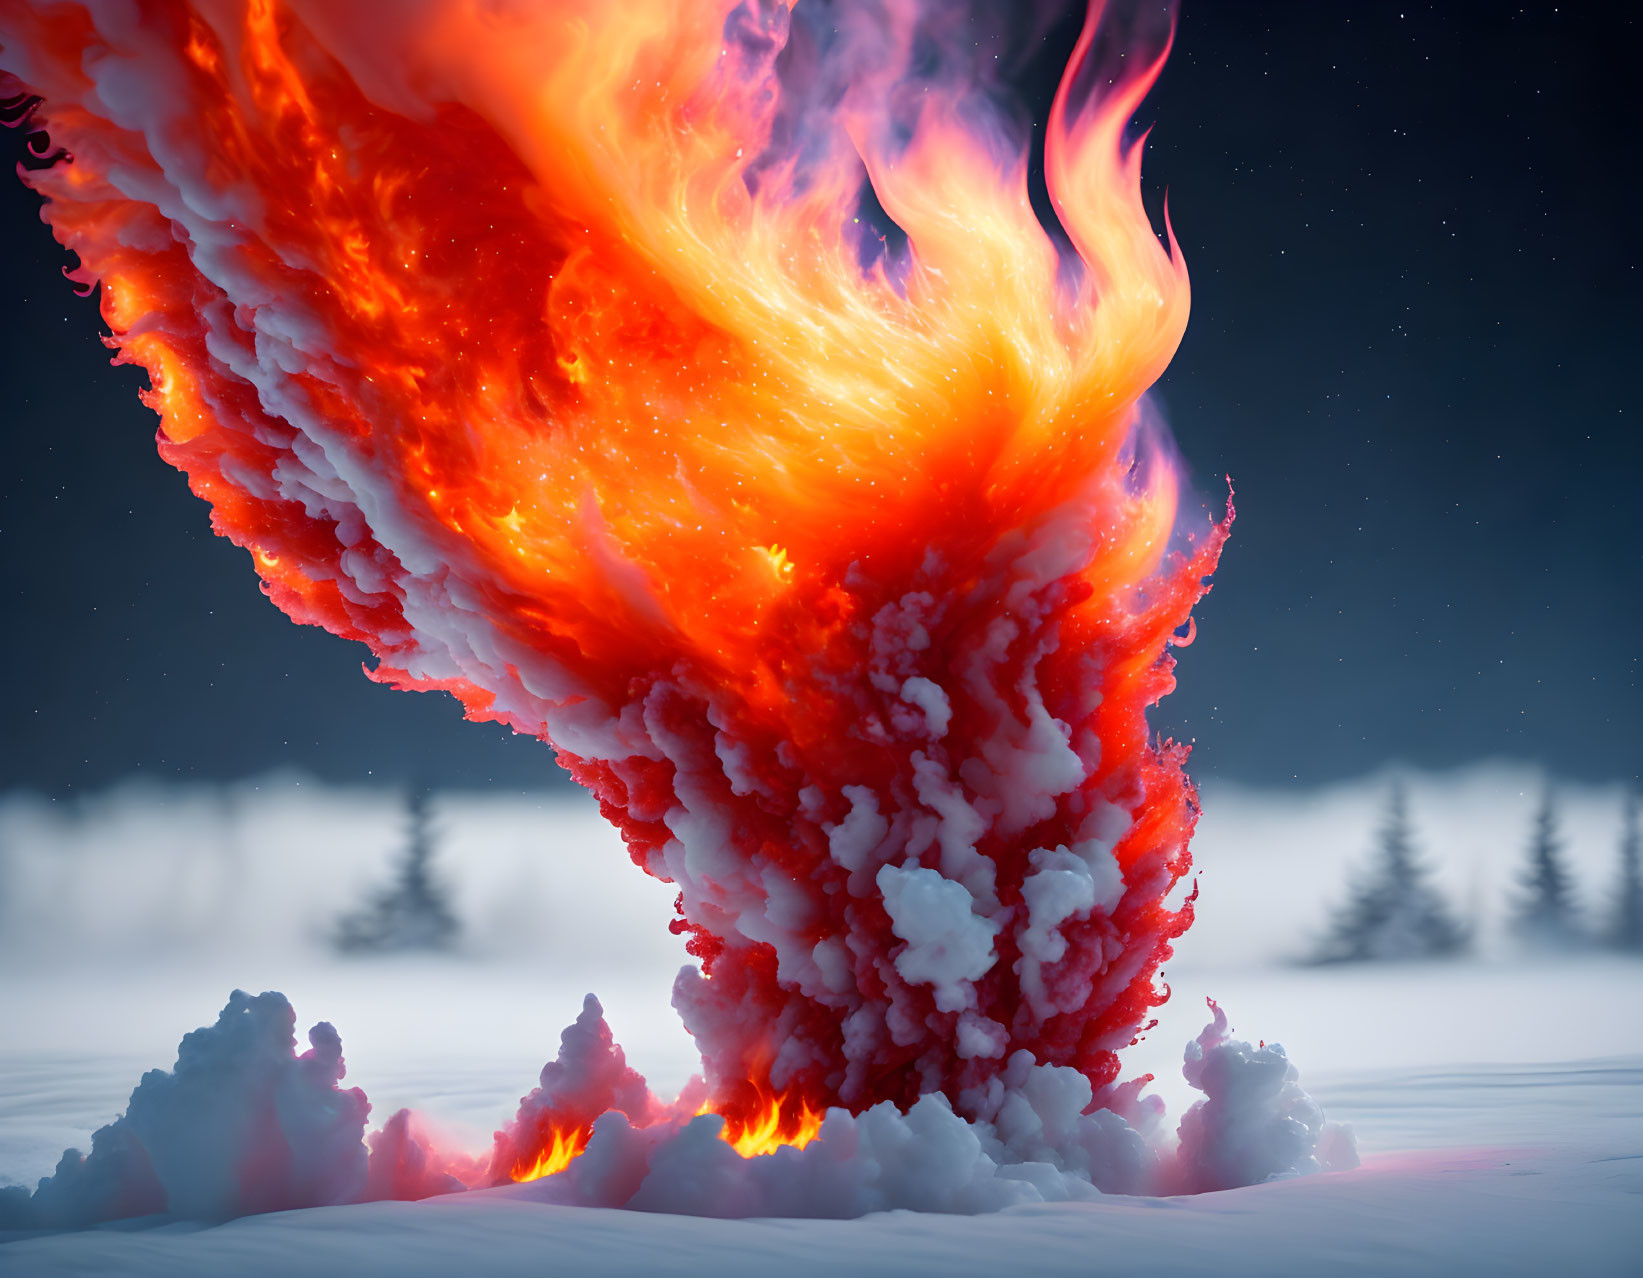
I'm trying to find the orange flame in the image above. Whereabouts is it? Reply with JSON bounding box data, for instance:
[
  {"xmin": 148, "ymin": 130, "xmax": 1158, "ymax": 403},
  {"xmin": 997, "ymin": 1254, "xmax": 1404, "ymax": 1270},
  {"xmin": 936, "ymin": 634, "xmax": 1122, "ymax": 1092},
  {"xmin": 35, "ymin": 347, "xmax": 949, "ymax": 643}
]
[
  {"xmin": 509, "ymin": 1126, "xmax": 589, "ymax": 1184},
  {"xmin": 506, "ymin": 1087, "xmax": 826, "ymax": 1183},
  {"xmin": 507, "ymin": 1091, "xmax": 826, "ymax": 1183},
  {"xmin": 713, "ymin": 1088, "xmax": 826, "ymax": 1160}
]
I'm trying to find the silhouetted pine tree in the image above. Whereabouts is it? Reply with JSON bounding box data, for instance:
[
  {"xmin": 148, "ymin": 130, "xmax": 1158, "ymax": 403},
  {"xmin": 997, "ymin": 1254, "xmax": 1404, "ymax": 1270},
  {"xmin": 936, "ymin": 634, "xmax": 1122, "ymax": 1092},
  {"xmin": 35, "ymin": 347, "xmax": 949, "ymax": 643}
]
[
  {"xmin": 335, "ymin": 785, "xmax": 460, "ymax": 953},
  {"xmin": 1610, "ymin": 791, "xmax": 1643, "ymax": 953},
  {"xmin": 1510, "ymin": 788, "xmax": 1583, "ymax": 949},
  {"xmin": 1309, "ymin": 783, "xmax": 1469, "ymax": 963}
]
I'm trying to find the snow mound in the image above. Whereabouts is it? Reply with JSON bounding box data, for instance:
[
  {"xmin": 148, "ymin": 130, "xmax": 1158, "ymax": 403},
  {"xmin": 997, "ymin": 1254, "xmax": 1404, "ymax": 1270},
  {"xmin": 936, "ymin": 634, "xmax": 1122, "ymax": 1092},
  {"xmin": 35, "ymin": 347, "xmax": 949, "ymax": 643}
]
[{"xmin": 1, "ymin": 991, "xmax": 369, "ymax": 1228}]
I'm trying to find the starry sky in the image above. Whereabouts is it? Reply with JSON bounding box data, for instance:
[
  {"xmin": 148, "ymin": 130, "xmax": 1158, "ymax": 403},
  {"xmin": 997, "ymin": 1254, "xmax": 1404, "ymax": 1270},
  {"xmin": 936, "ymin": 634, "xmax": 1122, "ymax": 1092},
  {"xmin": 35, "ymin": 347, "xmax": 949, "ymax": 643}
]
[{"xmin": 0, "ymin": 2, "xmax": 1636, "ymax": 796}]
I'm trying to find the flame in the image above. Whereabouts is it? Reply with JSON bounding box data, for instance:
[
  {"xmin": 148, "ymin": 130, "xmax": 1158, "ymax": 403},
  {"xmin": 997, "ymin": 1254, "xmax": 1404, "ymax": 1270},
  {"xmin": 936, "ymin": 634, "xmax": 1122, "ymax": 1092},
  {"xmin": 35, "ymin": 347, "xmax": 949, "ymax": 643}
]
[
  {"xmin": 0, "ymin": 0, "xmax": 1189, "ymax": 701},
  {"xmin": 507, "ymin": 1088, "xmax": 825, "ymax": 1184},
  {"xmin": 713, "ymin": 1088, "xmax": 826, "ymax": 1159},
  {"xmin": 509, "ymin": 1126, "xmax": 588, "ymax": 1184}
]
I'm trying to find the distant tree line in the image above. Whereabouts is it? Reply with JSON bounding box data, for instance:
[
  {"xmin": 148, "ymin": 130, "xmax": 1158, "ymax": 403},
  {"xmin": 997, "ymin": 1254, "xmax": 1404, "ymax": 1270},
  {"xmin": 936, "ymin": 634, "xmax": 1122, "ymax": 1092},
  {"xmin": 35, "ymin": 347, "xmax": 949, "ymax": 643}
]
[
  {"xmin": 1309, "ymin": 782, "xmax": 1643, "ymax": 964},
  {"xmin": 323, "ymin": 777, "xmax": 1643, "ymax": 964}
]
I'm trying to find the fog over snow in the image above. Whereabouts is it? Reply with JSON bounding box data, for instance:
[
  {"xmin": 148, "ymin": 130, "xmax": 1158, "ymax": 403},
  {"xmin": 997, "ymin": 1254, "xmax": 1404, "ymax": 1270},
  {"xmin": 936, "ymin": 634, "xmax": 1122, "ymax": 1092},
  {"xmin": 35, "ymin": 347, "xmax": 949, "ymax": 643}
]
[{"xmin": 2, "ymin": 762, "xmax": 1632, "ymax": 971}]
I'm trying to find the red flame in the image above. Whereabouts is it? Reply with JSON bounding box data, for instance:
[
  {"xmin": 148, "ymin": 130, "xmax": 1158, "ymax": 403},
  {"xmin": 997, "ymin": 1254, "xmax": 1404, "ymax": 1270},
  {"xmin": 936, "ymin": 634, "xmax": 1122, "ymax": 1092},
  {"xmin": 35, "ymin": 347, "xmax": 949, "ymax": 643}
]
[{"xmin": 3, "ymin": 0, "xmax": 1226, "ymax": 1146}]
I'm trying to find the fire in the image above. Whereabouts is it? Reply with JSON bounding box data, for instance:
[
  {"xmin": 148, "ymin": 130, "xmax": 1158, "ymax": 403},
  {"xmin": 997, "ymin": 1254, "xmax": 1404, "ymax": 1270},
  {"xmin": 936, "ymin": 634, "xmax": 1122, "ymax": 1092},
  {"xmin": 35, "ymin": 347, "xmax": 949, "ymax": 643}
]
[
  {"xmin": 509, "ymin": 1126, "xmax": 588, "ymax": 1184},
  {"xmin": 507, "ymin": 1088, "xmax": 824, "ymax": 1184},
  {"xmin": 713, "ymin": 1088, "xmax": 827, "ymax": 1160},
  {"xmin": 4, "ymin": 0, "xmax": 1226, "ymax": 1143}
]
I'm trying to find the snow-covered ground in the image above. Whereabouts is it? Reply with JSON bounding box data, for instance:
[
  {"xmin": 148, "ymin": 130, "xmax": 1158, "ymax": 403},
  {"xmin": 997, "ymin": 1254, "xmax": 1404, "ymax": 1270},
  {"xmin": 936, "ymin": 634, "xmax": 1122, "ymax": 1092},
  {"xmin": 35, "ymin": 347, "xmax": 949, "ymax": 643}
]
[
  {"xmin": 1, "ymin": 767, "xmax": 1639, "ymax": 1274},
  {"xmin": 0, "ymin": 1135, "xmax": 1635, "ymax": 1277}
]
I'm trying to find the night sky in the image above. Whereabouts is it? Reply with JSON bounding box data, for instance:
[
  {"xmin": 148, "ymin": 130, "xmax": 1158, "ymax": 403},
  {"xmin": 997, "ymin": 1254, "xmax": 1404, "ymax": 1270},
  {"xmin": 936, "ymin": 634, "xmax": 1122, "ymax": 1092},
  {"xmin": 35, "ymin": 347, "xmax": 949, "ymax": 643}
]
[{"xmin": 1, "ymin": 2, "xmax": 1636, "ymax": 796}]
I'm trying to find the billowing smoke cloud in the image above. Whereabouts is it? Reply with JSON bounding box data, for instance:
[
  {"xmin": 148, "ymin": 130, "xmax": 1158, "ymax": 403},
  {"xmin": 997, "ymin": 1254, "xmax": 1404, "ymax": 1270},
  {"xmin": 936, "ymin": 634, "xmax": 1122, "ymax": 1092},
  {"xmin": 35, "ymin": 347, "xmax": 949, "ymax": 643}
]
[
  {"xmin": 0, "ymin": 0, "xmax": 1226, "ymax": 1150},
  {"xmin": 0, "ymin": 991, "xmax": 1355, "ymax": 1228}
]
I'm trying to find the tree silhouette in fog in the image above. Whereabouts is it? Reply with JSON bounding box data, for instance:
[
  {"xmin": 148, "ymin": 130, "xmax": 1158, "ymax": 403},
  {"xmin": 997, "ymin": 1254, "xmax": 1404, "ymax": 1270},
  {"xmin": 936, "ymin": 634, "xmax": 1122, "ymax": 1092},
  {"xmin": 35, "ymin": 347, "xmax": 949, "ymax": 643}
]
[
  {"xmin": 1610, "ymin": 790, "xmax": 1643, "ymax": 953},
  {"xmin": 1510, "ymin": 789, "xmax": 1583, "ymax": 949},
  {"xmin": 335, "ymin": 785, "xmax": 460, "ymax": 953},
  {"xmin": 1309, "ymin": 783, "xmax": 1469, "ymax": 964}
]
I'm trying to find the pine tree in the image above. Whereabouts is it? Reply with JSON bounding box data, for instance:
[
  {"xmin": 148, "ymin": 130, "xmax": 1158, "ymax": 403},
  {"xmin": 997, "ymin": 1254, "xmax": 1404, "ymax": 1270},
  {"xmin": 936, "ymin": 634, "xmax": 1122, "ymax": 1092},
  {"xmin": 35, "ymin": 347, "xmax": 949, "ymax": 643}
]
[
  {"xmin": 1510, "ymin": 788, "xmax": 1582, "ymax": 949},
  {"xmin": 335, "ymin": 785, "xmax": 460, "ymax": 953},
  {"xmin": 1310, "ymin": 783, "xmax": 1469, "ymax": 963},
  {"xmin": 1611, "ymin": 790, "xmax": 1643, "ymax": 953}
]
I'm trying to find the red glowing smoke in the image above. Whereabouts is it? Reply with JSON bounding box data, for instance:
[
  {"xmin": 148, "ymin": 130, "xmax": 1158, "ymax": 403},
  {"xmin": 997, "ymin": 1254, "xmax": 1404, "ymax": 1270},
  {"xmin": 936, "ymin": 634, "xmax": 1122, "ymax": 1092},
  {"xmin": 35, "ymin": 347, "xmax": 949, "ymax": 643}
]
[{"xmin": 2, "ymin": 0, "xmax": 1228, "ymax": 1168}]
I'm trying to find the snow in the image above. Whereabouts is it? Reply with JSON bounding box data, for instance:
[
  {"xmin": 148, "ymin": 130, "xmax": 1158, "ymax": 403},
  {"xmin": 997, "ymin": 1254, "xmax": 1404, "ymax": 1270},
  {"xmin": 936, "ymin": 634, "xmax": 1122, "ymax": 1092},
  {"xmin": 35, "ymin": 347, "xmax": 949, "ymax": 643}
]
[{"xmin": 1, "ymin": 767, "xmax": 1639, "ymax": 1272}]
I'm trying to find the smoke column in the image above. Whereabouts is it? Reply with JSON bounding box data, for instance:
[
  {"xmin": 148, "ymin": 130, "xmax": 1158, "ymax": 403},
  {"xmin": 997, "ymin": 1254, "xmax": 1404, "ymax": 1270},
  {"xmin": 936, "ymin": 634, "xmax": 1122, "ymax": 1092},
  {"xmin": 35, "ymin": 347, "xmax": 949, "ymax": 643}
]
[{"xmin": 0, "ymin": 0, "xmax": 1274, "ymax": 1193}]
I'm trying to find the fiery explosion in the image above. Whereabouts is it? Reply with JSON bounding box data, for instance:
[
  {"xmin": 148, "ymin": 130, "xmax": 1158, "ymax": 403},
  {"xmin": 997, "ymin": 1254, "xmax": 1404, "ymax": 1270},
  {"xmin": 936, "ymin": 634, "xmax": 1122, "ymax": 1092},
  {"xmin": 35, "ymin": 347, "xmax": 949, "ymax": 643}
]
[{"xmin": 2, "ymin": 0, "xmax": 1230, "ymax": 1184}]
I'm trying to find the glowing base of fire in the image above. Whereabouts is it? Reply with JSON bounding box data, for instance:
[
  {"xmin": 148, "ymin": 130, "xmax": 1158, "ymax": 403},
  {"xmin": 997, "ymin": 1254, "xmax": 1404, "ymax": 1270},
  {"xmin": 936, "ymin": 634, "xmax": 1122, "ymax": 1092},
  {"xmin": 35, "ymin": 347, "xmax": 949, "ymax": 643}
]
[{"xmin": 510, "ymin": 1091, "xmax": 826, "ymax": 1183}]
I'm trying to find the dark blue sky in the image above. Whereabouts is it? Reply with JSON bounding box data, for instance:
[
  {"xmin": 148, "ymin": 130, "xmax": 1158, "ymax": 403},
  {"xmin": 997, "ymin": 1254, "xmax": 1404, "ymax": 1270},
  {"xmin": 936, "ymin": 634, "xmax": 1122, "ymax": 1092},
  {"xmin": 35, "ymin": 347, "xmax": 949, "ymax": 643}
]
[{"xmin": 1, "ymin": 2, "xmax": 1636, "ymax": 796}]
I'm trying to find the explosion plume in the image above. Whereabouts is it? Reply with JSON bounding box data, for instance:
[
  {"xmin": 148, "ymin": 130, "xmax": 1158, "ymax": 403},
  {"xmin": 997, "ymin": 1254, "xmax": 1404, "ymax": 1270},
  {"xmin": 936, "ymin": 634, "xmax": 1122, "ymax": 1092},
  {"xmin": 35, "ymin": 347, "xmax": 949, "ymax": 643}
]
[{"xmin": 0, "ymin": 0, "xmax": 1255, "ymax": 1196}]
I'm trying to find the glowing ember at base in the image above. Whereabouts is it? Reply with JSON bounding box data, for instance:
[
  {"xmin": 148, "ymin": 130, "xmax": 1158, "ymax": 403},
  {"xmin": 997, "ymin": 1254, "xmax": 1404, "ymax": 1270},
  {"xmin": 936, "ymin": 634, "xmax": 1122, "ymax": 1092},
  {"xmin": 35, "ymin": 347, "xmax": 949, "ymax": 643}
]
[{"xmin": 6, "ymin": 0, "xmax": 1252, "ymax": 1208}]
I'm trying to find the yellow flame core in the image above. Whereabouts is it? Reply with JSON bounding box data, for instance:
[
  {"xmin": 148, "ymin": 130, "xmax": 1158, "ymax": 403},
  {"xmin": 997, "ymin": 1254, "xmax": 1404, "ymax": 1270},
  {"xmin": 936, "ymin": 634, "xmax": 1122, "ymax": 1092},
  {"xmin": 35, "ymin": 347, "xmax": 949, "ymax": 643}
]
[{"xmin": 760, "ymin": 544, "xmax": 796, "ymax": 578}]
